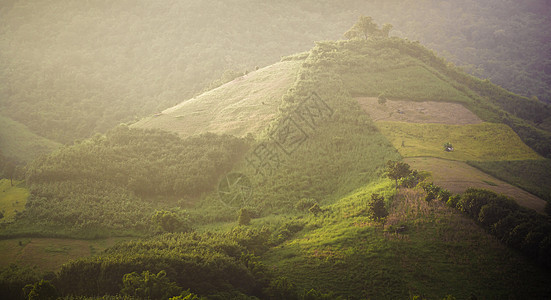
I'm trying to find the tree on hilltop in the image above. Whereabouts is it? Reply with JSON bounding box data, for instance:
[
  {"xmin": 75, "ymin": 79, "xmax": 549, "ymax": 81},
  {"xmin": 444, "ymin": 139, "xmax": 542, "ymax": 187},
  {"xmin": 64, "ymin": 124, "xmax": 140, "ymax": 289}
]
[
  {"xmin": 344, "ymin": 16, "xmax": 392, "ymax": 40},
  {"xmin": 386, "ymin": 160, "xmax": 411, "ymax": 190}
]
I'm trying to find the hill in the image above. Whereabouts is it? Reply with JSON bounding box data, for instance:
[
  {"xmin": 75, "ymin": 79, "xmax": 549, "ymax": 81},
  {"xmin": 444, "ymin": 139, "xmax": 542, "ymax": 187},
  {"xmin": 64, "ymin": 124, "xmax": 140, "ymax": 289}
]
[
  {"xmin": 0, "ymin": 115, "xmax": 60, "ymax": 163},
  {"xmin": 133, "ymin": 60, "xmax": 302, "ymax": 138},
  {"xmin": 2, "ymin": 28, "xmax": 551, "ymax": 299},
  {"xmin": 1, "ymin": 0, "xmax": 549, "ymax": 152}
]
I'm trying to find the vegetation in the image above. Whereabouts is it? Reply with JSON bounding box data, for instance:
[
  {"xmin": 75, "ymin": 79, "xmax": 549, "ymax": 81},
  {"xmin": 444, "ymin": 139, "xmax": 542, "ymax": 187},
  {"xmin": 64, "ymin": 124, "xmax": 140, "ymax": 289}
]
[
  {"xmin": 467, "ymin": 159, "xmax": 551, "ymax": 202},
  {"xmin": 0, "ymin": 115, "xmax": 60, "ymax": 164},
  {"xmin": 2, "ymin": 0, "xmax": 550, "ymax": 152},
  {"xmin": 1, "ymin": 14, "xmax": 551, "ymax": 299},
  {"xmin": 0, "ymin": 179, "xmax": 29, "ymax": 223},
  {"xmin": 377, "ymin": 121, "xmax": 542, "ymax": 161},
  {"xmin": 2, "ymin": 127, "xmax": 249, "ymax": 237}
]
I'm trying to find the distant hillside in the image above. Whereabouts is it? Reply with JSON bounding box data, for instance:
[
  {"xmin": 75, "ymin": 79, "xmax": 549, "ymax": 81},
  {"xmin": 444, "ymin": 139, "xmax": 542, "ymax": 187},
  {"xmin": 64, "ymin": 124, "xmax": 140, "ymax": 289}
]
[
  {"xmin": 1, "ymin": 0, "xmax": 549, "ymax": 149},
  {"xmin": 133, "ymin": 60, "xmax": 302, "ymax": 138},
  {"xmin": 0, "ymin": 114, "xmax": 60, "ymax": 163}
]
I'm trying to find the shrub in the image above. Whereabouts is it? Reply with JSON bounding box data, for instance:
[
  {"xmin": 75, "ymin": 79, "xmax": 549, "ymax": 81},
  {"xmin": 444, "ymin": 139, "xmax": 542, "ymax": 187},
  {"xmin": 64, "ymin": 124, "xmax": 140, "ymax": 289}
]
[
  {"xmin": 446, "ymin": 195, "xmax": 460, "ymax": 208},
  {"xmin": 295, "ymin": 198, "xmax": 318, "ymax": 212},
  {"xmin": 238, "ymin": 208, "xmax": 254, "ymax": 226},
  {"xmin": 478, "ymin": 204, "xmax": 510, "ymax": 227},
  {"xmin": 23, "ymin": 280, "xmax": 58, "ymax": 300},
  {"xmin": 121, "ymin": 270, "xmax": 182, "ymax": 300}
]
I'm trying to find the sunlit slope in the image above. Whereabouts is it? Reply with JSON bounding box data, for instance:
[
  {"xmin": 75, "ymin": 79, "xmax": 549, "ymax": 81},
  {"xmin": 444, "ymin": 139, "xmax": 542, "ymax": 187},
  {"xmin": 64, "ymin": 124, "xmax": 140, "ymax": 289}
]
[
  {"xmin": 377, "ymin": 122, "xmax": 541, "ymax": 161},
  {"xmin": 133, "ymin": 61, "xmax": 301, "ymax": 138},
  {"xmin": 0, "ymin": 114, "xmax": 60, "ymax": 163}
]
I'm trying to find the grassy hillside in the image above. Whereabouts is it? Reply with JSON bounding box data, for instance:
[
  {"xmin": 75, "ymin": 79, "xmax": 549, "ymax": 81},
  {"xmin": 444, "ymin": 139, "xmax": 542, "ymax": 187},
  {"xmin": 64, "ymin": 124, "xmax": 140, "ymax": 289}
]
[
  {"xmin": 262, "ymin": 183, "xmax": 551, "ymax": 299},
  {"xmin": 2, "ymin": 0, "xmax": 549, "ymax": 150},
  {"xmin": 468, "ymin": 159, "xmax": 551, "ymax": 202},
  {"xmin": 133, "ymin": 60, "xmax": 302, "ymax": 138},
  {"xmin": 405, "ymin": 157, "xmax": 547, "ymax": 213},
  {"xmin": 0, "ymin": 179, "xmax": 28, "ymax": 223},
  {"xmin": 2, "ymin": 30, "xmax": 551, "ymax": 299},
  {"xmin": 377, "ymin": 121, "xmax": 542, "ymax": 161},
  {"xmin": 0, "ymin": 115, "xmax": 60, "ymax": 163}
]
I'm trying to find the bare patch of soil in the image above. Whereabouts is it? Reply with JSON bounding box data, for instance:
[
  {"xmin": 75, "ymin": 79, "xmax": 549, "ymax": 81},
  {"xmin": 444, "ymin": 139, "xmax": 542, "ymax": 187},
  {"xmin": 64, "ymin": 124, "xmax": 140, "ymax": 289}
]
[{"xmin": 357, "ymin": 97, "xmax": 483, "ymax": 125}]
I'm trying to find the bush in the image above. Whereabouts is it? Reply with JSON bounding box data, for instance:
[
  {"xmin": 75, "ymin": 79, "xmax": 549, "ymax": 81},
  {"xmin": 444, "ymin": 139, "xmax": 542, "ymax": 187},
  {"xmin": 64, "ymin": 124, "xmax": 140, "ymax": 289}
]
[
  {"xmin": 238, "ymin": 208, "xmax": 254, "ymax": 226},
  {"xmin": 478, "ymin": 204, "xmax": 511, "ymax": 227},
  {"xmin": 121, "ymin": 270, "xmax": 182, "ymax": 300},
  {"xmin": 420, "ymin": 182, "xmax": 441, "ymax": 202},
  {"xmin": 446, "ymin": 195, "xmax": 460, "ymax": 208},
  {"xmin": 23, "ymin": 280, "xmax": 58, "ymax": 300},
  {"xmin": 295, "ymin": 198, "xmax": 318, "ymax": 212}
]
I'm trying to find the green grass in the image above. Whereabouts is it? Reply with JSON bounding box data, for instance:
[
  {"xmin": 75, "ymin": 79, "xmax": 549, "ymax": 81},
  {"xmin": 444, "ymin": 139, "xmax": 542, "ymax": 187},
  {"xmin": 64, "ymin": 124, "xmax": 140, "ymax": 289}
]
[
  {"xmin": 376, "ymin": 121, "xmax": 542, "ymax": 161},
  {"xmin": 0, "ymin": 114, "xmax": 60, "ymax": 163},
  {"xmin": 261, "ymin": 181, "xmax": 551, "ymax": 299},
  {"xmin": 468, "ymin": 159, "xmax": 551, "ymax": 202},
  {"xmin": 344, "ymin": 65, "xmax": 473, "ymax": 105},
  {"xmin": 0, "ymin": 179, "xmax": 28, "ymax": 223}
]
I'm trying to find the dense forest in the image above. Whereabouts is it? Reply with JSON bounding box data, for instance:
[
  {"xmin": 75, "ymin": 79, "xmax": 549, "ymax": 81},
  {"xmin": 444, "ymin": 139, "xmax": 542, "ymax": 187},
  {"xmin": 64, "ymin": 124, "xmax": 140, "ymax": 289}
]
[
  {"xmin": 2, "ymin": 127, "xmax": 249, "ymax": 237},
  {"xmin": 1, "ymin": 0, "xmax": 550, "ymax": 150}
]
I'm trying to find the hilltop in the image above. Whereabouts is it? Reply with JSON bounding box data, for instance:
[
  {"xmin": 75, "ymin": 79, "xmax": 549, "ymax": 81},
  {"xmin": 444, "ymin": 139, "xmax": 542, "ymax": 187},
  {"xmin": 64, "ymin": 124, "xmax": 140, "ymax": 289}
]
[{"xmin": 133, "ymin": 60, "xmax": 302, "ymax": 138}]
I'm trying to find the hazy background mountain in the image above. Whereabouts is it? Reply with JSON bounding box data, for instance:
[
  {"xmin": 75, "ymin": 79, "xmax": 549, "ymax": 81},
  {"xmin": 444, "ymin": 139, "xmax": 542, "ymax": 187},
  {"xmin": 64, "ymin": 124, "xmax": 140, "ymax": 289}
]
[{"xmin": 1, "ymin": 0, "xmax": 550, "ymax": 152}]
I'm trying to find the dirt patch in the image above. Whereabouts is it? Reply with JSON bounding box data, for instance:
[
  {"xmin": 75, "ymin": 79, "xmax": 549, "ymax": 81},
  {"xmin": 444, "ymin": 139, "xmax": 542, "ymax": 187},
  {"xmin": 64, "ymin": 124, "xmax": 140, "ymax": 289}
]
[
  {"xmin": 357, "ymin": 97, "xmax": 483, "ymax": 125},
  {"xmin": 405, "ymin": 157, "xmax": 547, "ymax": 213}
]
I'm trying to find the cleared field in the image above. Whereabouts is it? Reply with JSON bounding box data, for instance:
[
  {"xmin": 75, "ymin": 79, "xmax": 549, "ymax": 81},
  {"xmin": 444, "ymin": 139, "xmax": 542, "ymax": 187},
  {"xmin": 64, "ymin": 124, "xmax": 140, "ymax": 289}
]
[
  {"xmin": 0, "ymin": 237, "xmax": 131, "ymax": 272},
  {"xmin": 376, "ymin": 121, "xmax": 542, "ymax": 161},
  {"xmin": 0, "ymin": 179, "xmax": 28, "ymax": 223},
  {"xmin": 405, "ymin": 157, "xmax": 547, "ymax": 213},
  {"xmin": 133, "ymin": 60, "xmax": 301, "ymax": 138},
  {"xmin": 357, "ymin": 97, "xmax": 482, "ymax": 124}
]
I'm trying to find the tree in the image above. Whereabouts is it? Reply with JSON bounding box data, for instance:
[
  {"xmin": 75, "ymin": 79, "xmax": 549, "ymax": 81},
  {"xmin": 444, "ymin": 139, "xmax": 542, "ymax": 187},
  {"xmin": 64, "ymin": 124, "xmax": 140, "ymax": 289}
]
[
  {"xmin": 545, "ymin": 202, "xmax": 551, "ymax": 217},
  {"xmin": 237, "ymin": 208, "xmax": 252, "ymax": 226},
  {"xmin": 344, "ymin": 16, "xmax": 378, "ymax": 40},
  {"xmin": 381, "ymin": 23, "xmax": 393, "ymax": 38},
  {"xmin": 2, "ymin": 159, "xmax": 16, "ymax": 186},
  {"xmin": 121, "ymin": 270, "xmax": 182, "ymax": 300},
  {"xmin": 23, "ymin": 280, "xmax": 58, "ymax": 300},
  {"xmin": 367, "ymin": 193, "xmax": 388, "ymax": 229},
  {"xmin": 386, "ymin": 160, "xmax": 411, "ymax": 190},
  {"xmin": 151, "ymin": 210, "xmax": 190, "ymax": 233}
]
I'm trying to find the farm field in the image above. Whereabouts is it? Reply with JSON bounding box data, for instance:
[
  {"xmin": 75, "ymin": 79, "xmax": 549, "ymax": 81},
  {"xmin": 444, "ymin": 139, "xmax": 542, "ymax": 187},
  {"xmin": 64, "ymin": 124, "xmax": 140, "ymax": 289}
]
[
  {"xmin": 376, "ymin": 121, "xmax": 541, "ymax": 161},
  {"xmin": 356, "ymin": 97, "xmax": 482, "ymax": 124},
  {"xmin": 405, "ymin": 157, "xmax": 547, "ymax": 213}
]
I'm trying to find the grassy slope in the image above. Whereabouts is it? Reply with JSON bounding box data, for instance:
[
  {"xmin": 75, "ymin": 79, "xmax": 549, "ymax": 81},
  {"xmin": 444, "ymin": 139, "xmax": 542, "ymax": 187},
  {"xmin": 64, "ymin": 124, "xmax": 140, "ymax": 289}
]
[
  {"xmin": 262, "ymin": 181, "xmax": 551, "ymax": 299},
  {"xmin": 467, "ymin": 159, "xmax": 551, "ymax": 202},
  {"xmin": 0, "ymin": 115, "xmax": 60, "ymax": 163},
  {"xmin": 0, "ymin": 179, "xmax": 28, "ymax": 223},
  {"xmin": 377, "ymin": 121, "xmax": 541, "ymax": 161},
  {"xmin": 405, "ymin": 157, "xmax": 547, "ymax": 213},
  {"xmin": 132, "ymin": 60, "xmax": 301, "ymax": 138}
]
